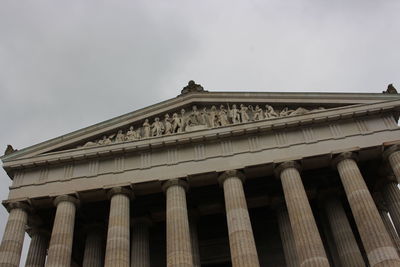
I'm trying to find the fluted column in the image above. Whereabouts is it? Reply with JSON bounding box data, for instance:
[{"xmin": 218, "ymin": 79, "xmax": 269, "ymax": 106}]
[
  {"xmin": 334, "ymin": 152, "xmax": 400, "ymax": 266},
  {"xmin": 104, "ymin": 187, "xmax": 132, "ymax": 267},
  {"xmin": 25, "ymin": 228, "xmax": 50, "ymax": 267},
  {"xmin": 384, "ymin": 145, "xmax": 400, "ymax": 182},
  {"xmin": 324, "ymin": 196, "xmax": 366, "ymax": 267},
  {"xmin": 0, "ymin": 202, "xmax": 30, "ymax": 267},
  {"xmin": 374, "ymin": 193, "xmax": 400, "ymax": 256},
  {"xmin": 275, "ymin": 203, "xmax": 299, "ymax": 267},
  {"xmin": 163, "ymin": 179, "xmax": 193, "ymax": 267},
  {"xmin": 131, "ymin": 217, "xmax": 151, "ymax": 267},
  {"xmin": 381, "ymin": 177, "xmax": 400, "ymax": 234},
  {"xmin": 189, "ymin": 213, "xmax": 201, "ymax": 267},
  {"xmin": 218, "ymin": 170, "xmax": 260, "ymax": 267},
  {"xmin": 82, "ymin": 224, "xmax": 104, "ymax": 267},
  {"xmin": 276, "ymin": 161, "xmax": 330, "ymax": 267},
  {"xmin": 46, "ymin": 195, "xmax": 79, "ymax": 267}
]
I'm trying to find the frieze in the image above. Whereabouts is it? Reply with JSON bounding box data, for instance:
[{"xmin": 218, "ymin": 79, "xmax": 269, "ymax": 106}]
[{"xmin": 80, "ymin": 104, "xmax": 325, "ymax": 148}]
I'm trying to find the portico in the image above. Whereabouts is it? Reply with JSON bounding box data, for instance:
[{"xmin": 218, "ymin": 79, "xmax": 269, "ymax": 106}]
[{"xmin": 1, "ymin": 83, "xmax": 400, "ymax": 266}]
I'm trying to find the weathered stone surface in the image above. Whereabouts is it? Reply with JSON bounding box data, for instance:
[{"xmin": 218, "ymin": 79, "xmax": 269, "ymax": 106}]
[
  {"xmin": 164, "ymin": 179, "xmax": 194, "ymax": 267},
  {"xmin": 82, "ymin": 225, "xmax": 104, "ymax": 267},
  {"xmin": 277, "ymin": 161, "xmax": 330, "ymax": 267},
  {"xmin": 324, "ymin": 196, "xmax": 366, "ymax": 267},
  {"xmin": 336, "ymin": 153, "xmax": 400, "ymax": 266},
  {"xmin": 46, "ymin": 195, "xmax": 79, "ymax": 267},
  {"xmin": 104, "ymin": 187, "xmax": 132, "ymax": 267},
  {"xmin": 219, "ymin": 170, "xmax": 260, "ymax": 267},
  {"xmin": 25, "ymin": 229, "xmax": 49, "ymax": 267},
  {"xmin": 276, "ymin": 204, "xmax": 299, "ymax": 267},
  {"xmin": 0, "ymin": 202, "xmax": 29, "ymax": 267},
  {"xmin": 131, "ymin": 218, "xmax": 151, "ymax": 267}
]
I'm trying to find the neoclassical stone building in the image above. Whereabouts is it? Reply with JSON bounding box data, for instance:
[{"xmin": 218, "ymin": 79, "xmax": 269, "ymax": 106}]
[{"xmin": 1, "ymin": 82, "xmax": 400, "ymax": 267}]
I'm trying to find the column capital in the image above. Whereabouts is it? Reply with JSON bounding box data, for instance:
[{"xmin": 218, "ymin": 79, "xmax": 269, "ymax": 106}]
[
  {"xmin": 5, "ymin": 201, "xmax": 32, "ymax": 213},
  {"xmin": 107, "ymin": 187, "xmax": 134, "ymax": 200},
  {"xmin": 274, "ymin": 161, "xmax": 301, "ymax": 177},
  {"xmin": 332, "ymin": 151, "xmax": 358, "ymax": 168},
  {"xmin": 218, "ymin": 170, "xmax": 246, "ymax": 185},
  {"xmin": 383, "ymin": 144, "xmax": 400, "ymax": 160},
  {"xmin": 54, "ymin": 195, "xmax": 80, "ymax": 208},
  {"xmin": 162, "ymin": 179, "xmax": 189, "ymax": 192}
]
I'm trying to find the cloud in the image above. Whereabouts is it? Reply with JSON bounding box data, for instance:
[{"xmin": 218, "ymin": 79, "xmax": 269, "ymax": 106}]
[{"xmin": 0, "ymin": 0, "xmax": 399, "ymax": 265}]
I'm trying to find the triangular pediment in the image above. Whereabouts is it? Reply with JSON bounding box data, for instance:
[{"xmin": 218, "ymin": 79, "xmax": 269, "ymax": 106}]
[{"xmin": 2, "ymin": 89, "xmax": 400, "ymax": 162}]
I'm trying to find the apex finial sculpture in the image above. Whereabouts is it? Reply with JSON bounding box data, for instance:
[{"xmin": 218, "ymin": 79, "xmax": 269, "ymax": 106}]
[
  {"xmin": 180, "ymin": 80, "xmax": 206, "ymax": 96},
  {"xmin": 383, "ymin": 83, "xmax": 398, "ymax": 94},
  {"xmin": 4, "ymin": 144, "xmax": 17, "ymax": 156}
]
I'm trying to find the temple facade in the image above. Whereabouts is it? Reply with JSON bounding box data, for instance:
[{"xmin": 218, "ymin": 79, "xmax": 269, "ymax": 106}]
[{"xmin": 1, "ymin": 82, "xmax": 400, "ymax": 267}]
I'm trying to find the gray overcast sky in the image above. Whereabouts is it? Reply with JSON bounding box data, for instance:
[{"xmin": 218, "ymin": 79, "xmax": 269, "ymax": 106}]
[{"xmin": 1, "ymin": 0, "xmax": 400, "ymax": 265}]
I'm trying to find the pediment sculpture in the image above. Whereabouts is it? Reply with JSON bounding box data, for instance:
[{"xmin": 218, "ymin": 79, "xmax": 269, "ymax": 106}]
[{"xmin": 80, "ymin": 104, "xmax": 325, "ymax": 148}]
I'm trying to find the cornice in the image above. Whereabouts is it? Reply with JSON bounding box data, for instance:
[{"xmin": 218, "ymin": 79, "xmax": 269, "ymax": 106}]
[
  {"xmin": 2, "ymin": 91, "xmax": 399, "ymax": 162},
  {"xmin": 2, "ymin": 99, "xmax": 400, "ymax": 175}
]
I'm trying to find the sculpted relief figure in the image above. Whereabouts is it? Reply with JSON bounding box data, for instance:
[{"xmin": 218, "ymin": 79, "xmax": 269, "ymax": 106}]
[
  {"xmin": 229, "ymin": 104, "xmax": 241, "ymax": 124},
  {"xmin": 171, "ymin": 113, "xmax": 181, "ymax": 133},
  {"xmin": 115, "ymin": 130, "xmax": 125, "ymax": 143},
  {"xmin": 208, "ymin": 105, "xmax": 218, "ymax": 128},
  {"xmin": 142, "ymin": 119, "xmax": 151, "ymax": 138},
  {"xmin": 164, "ymin": 114, "xmax": 173, "ymax": 135},
  {"xmin": 250, "ymin": 105, "xmax": 264, "ymax": 121},
  {"xmin": 265, "ymin": 105, "xmax": 278, "ymax": 119},
  {"xmin": 239, "ymin": 104, "xmax": 250, "ymax": 123},
  {"xmin": 79, "ymin": 103, "xmax": 328, "ymax": 148},
  {"xmin": 151, "ymin": 117, "xmax": 164, "ymax": 136},
  {"xmin": 218, "ymin": 105, "xmax": 229, "ymax": 126},
  {"xmin": 126, "ymin": 126, "xmax": 140, "ymax": 141}
]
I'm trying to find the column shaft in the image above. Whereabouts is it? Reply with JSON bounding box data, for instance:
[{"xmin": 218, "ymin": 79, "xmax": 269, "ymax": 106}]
[
  {"xmin": 0, "ymin": 205, "xmax": 28, "ymax": 267},
  {"xmin": 382, "ymin": 181, "xmax": 400, "ymax": 234},
  {"xmin": 82, "ymin": 230, "xmax": 103, "ymax": 267},
  {"xmin": 165, "ymin": 180, "xmax": 193, "ymax": 267},
  {"xmin": 104, "ymin": 188, "xmax": 131, "ymax": 267},
  {"xmin": 131, "ymin": 219, "xmax": 150, "ymax": 267},
  {"xmin": 379, "ymin": 209, "xmax": 400, "ymax": 256},
  {"xmin": 189, "ymin": 217, "xmax": 201, "ymax": 267},
  {"xmin": 25, "ymin": 230, "xmax": 49, "ymax": 267},
  {"xmin": 324, "ymin": 197, "xmax": 366, "ymax": 267},
  {"xmin": 336, "ymin": 156, "xmax": 400, "ymax": 266},
  {"xmin": 219, "ymin": 171, "xmax": 260, "ymax": 267},
  {"xmin": 46, "ymin": 196, "xmax": 78, "ymax": 267},
  {"xmin": 278, "ymin": 163, "xmax": 330, "ymax": 267},
  {"xmin": 387, "ymin": 149, "xmax": 400, "ymax": 181},
  {"xmin": 276, "ymin": 205, "xmax": 299, "ymax": 267}
]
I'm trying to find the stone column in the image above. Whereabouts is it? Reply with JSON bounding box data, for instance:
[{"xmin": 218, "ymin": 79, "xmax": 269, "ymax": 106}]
[
  {"xmin": 218, "ymin": 170, "xmax": 260, "ymax": 267},
  {"xmin": 374, "ymin": 193, "xmax": 400, "ymax": 256},
  {"xmin": 334, "ymin": 152, "xmax": 400, "ymax": 266},
  {"xmin": 324, "ymin": 196, "xmax": 366, "ymax": 267},
  {"xmin": 104, "ymin": 187, "xmax": 132, "ymax": 267},
  {"xmin": 162, "ymin": 179, "xmax": 193, "ymax": 267},
  {"xmin": 381, "ymin": 177, "xmax": 400, "ymax": 234},
  {"xmin": 189, "ymin": 213, "xmax": 201, "ymax": 267},
  {"xmin": 275, "ymin": 161, "xmax": 330, "ymax": 267},
  {"xmin": 25, "ymin": 228, "xmax": 50, "ymax": 267},
  {"xmin": 82, "ymin": 224, "xmax": 104, "ymax": 267},
  {"xmin": 131, "ymin": 217, "xmax": 151, "ymax": 267},
  {"xmin": 46, "ymin": 195, "xmax": 79, "ymax": 267},
  {"xmin": 384, "ymin": 145, "xmax": 400, "ymax": 182},
  {"xmin": 275, "ymin": 203, "xmax": 299, "ymax": 267},
  {"xmin": 0, "ymin": 202, "xmax": 30, "ymax": 267}
]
